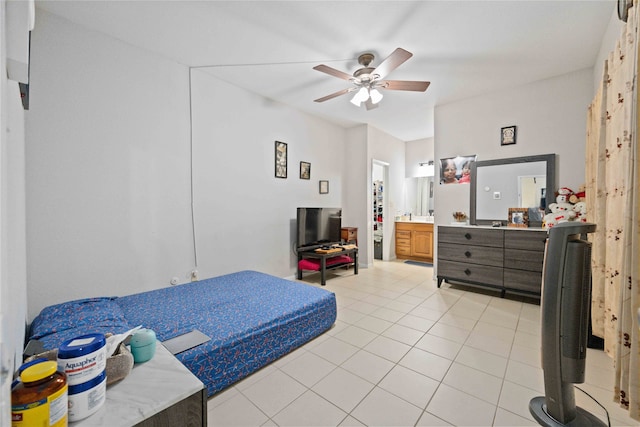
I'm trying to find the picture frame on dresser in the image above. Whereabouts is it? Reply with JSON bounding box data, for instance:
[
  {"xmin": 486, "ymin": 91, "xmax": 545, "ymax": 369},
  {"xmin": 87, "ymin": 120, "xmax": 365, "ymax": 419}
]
[{"xmin": 508, "ymin": 208, "xmax": 528, "ymax": 228}]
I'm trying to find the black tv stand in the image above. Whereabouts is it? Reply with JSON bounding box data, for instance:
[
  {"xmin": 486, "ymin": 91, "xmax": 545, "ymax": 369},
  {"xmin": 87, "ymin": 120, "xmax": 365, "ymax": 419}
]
[{"xmin": 297, "ymin": 246, "xmax": 358, "ymax": 286}]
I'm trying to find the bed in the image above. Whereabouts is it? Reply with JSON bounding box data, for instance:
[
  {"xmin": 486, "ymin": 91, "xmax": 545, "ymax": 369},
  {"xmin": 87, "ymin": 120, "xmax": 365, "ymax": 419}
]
[{"xmin": 28, "ymin": 270, "xmax": 337, "ymax": 397}]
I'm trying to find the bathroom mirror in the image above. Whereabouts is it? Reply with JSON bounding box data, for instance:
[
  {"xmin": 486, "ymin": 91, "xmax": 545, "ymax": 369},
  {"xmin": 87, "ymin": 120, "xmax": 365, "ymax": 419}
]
[
  {"xmin": 470, "ymin": 154, "xmax": 556, "ymax": 226},
  {"xmin": 405, "ymin": 177, "xmax": 435, "ymax": 216}
]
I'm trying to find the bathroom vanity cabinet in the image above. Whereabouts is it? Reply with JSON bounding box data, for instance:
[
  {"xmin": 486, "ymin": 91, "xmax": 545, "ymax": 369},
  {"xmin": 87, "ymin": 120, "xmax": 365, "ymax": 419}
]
[{"xmin": 395, "ymin": 222, "xmax": 434, "ymax": 263}]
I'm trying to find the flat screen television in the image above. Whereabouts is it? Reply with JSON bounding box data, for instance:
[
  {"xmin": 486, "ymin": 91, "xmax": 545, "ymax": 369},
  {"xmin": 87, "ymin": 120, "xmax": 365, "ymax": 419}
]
[{"xmin": 296, "ymin": 207, "xmax": 342, "ymax": 250}]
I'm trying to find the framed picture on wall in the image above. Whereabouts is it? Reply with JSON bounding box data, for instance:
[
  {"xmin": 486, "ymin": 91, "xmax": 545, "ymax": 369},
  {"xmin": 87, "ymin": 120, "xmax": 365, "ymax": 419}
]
[
  {"xmin": 319, "ymin": 180, "xmax": 329, "ymax": 194},
  {"xmin": 501, "ymin": 125, "xmax": 517, "ymax": 146},
  {"xmin": 275, "ymin": 141, "xmax": 287, "ymax": 178},
  {"xmin": 439, "ymin": 154, "xmax": 477, "ymax": 185},
  {"xmin": 300, "ymin": 161, "xmax": 311, "ymax": 179}
]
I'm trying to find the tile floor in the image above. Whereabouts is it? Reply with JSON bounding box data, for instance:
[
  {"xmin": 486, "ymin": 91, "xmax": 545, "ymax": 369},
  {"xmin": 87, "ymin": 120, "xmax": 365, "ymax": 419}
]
[{"xmin": 207, "ymin": 260, "xmax": 636, "ymax": 426}]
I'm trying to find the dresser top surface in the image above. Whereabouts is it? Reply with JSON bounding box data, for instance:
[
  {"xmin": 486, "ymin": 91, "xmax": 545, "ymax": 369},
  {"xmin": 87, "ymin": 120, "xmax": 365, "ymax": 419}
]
[{"xmin": 439, "ymin": 224, "xmax": 547, "ymax": 233}]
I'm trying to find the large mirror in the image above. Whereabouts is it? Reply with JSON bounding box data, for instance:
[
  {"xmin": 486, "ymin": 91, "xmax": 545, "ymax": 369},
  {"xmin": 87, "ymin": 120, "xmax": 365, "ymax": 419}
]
[
  {"xmin": 470, "ymin": 154, "xmax": 556, "ymax": 226},
  {"xmin": 405, "ymin": 177, "xmax": 435, "ymax": 216}
]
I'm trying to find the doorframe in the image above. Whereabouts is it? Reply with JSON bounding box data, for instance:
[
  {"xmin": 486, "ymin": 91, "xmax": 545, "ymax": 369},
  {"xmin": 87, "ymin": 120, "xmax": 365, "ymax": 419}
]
[{"xmin": 371, "ymin": 159, "xmax": 390, "ymax": 264}]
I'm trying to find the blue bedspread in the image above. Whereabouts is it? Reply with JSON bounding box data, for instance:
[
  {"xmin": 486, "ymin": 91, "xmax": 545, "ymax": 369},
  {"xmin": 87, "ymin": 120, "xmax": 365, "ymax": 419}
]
[{"xmin": 29, "ymin": 270, "xmax": 337, "ymax": 397}]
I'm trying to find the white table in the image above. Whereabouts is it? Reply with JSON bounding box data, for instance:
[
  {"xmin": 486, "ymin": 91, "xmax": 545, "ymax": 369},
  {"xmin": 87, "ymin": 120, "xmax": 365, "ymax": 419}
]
[{"xmin": 72, "ymin": 341, "xmax": 206, "ymax": 426}]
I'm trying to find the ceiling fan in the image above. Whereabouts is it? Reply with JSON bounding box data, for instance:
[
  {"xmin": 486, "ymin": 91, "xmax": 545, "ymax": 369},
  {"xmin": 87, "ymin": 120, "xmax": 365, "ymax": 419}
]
[{"xmin": 313, "ymin": 47, "xmax": 430, "ymax": 110}]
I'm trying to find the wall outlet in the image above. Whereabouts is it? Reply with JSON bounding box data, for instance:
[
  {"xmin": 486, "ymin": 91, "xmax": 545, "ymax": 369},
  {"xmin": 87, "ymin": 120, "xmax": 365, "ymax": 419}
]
[
  {"xmin": 190, "ymin": 270, "xmax": 198, "ymax": 281},
  {"xmin": 493, "ymin": 192, "xmax": 501, "ymax": 200},
  {"xmin": 170, "ymin": 277, "xmax": 179, "ymax": 285}
]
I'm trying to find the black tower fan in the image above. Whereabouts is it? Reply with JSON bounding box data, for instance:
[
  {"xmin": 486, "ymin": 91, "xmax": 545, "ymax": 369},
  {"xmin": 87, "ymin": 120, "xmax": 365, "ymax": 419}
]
[{"xmin": 529, "ymin": 222, "xmax": 606, "ymax": 427}]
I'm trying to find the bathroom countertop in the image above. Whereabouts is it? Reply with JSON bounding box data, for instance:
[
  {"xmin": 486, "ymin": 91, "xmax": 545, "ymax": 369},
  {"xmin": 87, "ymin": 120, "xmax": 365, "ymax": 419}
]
[{"xmin": 395, "ymin": 219, "xmax": 434, "ymax": 224}]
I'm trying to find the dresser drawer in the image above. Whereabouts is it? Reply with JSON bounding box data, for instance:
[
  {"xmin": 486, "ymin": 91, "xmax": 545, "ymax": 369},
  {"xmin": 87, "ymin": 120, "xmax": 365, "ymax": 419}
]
[
  {"xmin": 438, "ymin": 226, "xmax": 503, "ymax": 248},
  {"xmin": 504, "ymin": 269, "xmax": 543, "ymax": 293},
  {"xmin": 438, "ymin": 242, "xmax": 503, "ymax": 267},
  {"xmin": 438, "ymin": 259, "xmax": 503, "ymax": 287},
  {"xmin": 504, "ymin": 248, "xmax": 544, "ymax": 272},
  {"xmin": 504, "ymin": 230, "xmax": 547, "ymax": 251}
]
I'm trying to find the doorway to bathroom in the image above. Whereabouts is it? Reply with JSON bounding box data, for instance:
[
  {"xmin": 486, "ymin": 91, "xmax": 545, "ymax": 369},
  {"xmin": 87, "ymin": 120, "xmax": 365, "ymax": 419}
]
[{"xmin": 372, "ymin": 160, "xmax": 389, "ymax": 261}]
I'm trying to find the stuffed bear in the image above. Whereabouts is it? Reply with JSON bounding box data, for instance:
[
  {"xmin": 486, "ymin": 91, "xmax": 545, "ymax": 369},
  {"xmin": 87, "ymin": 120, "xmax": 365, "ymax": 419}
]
[
  {"xmin": 569, "ymin": 184, "xmax": 586, "ymax": 204},
  {"xmin": 555, "ymin": 187, "xmax": 574, "ymax": 204},
  {"xmin": 544, "ymin": 202, "xmax": 577, "ymax": 229},
  {"xmin": 572, "ymin": 201, "xmax": 587, "ymax": 222}
]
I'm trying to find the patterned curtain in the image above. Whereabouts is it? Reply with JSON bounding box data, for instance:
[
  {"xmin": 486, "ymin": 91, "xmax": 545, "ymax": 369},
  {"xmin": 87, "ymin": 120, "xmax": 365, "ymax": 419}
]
[{"xmin": 587, "ymin": 5, "xmax": 640, "ymax": 420}]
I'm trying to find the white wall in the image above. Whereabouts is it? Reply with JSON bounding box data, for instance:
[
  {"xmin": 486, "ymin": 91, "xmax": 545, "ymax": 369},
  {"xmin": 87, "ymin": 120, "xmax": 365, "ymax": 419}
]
[
  {"xmin": 434, "ymin": 68, "xmax": 594, "ymax": 230},
  {"xmin": 343, "ymin": 125, "xmax": 369, "ymax": 263},
  {"xmin": 25, "ymin": 11, "xmax": 353, "ymax": 320},
  {"xmin": 367, "ymin": 126, "xmax": 405, "ymax": 262},
  {"xmin": 405, "ymin": 137, "xmax": 434, "ymax": 178},
  {"xmin": 189, "ymin": 68, "xmax": 346, "ymax": 280},
  {"xmin": 1, "ymin": 0, "xmax": 29, "ymax": 422},
  {"xmin": 2, "ymin": 80, "xmax": 27, "ymax": 366},
  {"xmin": 26, "ymin": 11, "xmax": 194, "ymax": 320},
  {"xmin": 594, "ymin": 7, "xmax": 625, "ymax": 93}
]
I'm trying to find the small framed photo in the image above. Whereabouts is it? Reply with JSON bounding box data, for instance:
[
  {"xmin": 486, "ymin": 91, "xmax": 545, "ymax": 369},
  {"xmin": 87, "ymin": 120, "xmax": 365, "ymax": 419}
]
[
  {"xmin": 501, "ymin": 126, "xmax": 517, "ymax": 146},
  {"xmin": 300, "ymin": 161, "xmax": 311, "ymax": 179},
  {"xmin": 508, "ymin": 207, "xmax": 529, "ymax": 228},
  {"xmin": 275, "ymin": 141, "xmax": 287, "ymax": 178},
  {"xmin": 319, "ymin": 180, "xmax": 329, "ymax": 194}
]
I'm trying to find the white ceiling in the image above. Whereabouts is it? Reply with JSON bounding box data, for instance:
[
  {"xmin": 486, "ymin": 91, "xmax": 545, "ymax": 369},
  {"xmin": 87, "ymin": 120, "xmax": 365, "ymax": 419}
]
[{"xmin": 36, "ymin": 0, "xmax": 616, "ymax": 141}]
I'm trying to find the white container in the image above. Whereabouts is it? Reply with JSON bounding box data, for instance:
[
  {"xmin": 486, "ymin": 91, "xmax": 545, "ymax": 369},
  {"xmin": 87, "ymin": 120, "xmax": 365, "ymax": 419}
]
[
  {"xmin": 57, "ymin": 333, "xmax": 106, "ymax": 386},
  {"xmin": 67, "ymin": 370, "xmax": 106, "ymax": 421}
]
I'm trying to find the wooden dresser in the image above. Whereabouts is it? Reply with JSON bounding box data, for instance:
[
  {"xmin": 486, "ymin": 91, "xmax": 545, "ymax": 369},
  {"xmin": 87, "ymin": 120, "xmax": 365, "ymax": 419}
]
[
  {"xmin": 437, "ymin": 225, "xmax": 546, "ymax": 297},
  {"xmin": 395, "ymin": 222, "xmax": 434, "ymax": 262}
]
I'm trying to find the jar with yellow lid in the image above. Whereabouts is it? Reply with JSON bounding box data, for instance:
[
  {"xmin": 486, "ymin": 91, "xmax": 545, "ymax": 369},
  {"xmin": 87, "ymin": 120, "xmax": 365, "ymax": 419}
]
[{"xmin": 11, "ymin": 360, "xmax": 68, "ymax": 427}]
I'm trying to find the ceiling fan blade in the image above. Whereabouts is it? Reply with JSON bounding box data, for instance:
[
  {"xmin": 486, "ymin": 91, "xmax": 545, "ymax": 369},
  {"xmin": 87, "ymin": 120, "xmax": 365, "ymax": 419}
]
[
  {"xmin": 381, "ymin": 80, "xmax": 431, "ymax": 92},
  {"xmin": 314, "ymin": 88, "xmax": 352, "ymax": 103},
  {"xmin": 364, "ymin": 99, "xmax": 379, "ymax": 111},
  {"xmin": 372, "ymin": 48, "xmax": 413, "ymax": 79},
  {"xmin": 313, "ymin": 64, "xmax": 353, "ymax": 81}
]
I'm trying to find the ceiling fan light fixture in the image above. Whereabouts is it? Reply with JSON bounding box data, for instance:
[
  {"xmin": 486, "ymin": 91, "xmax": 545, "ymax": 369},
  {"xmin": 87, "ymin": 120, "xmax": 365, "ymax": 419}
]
[
  {"xmin": 369, "ymin": 88, "xmax": 383, "ymax": 104},
  {"xmin": 350, "ymin": 87, "xmax": 369, "ymax": 106}
]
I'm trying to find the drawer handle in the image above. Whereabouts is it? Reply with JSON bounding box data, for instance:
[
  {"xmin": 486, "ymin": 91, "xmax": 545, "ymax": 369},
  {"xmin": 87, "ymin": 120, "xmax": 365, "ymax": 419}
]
[
  {"xmin": 464, "ymin": 251, "xmax": 471, "ymax": 258},
  {"xmin": 464, "ymin": 269, "xmax": 471, "ymax": 276},
  {"xmin": 465, "ymin": 233, "xmax": 471, "ymax": 240}
]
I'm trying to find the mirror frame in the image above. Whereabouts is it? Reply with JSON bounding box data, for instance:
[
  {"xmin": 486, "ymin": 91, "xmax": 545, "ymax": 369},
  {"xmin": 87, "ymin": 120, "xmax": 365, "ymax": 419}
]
[{"xmin": 470, "ymin": 154, "xmax": 556, "ymax": 226}]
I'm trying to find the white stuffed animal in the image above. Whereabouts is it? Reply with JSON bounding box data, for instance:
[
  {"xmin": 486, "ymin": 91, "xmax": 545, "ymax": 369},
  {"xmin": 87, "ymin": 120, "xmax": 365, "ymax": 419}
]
[
  {"xmin": 544, "ymin": 203, "xmax": 577, "ymax": 229},
  {"xmin": 572, "ymin": 201, "xmax": 587, "ymax": 222}
]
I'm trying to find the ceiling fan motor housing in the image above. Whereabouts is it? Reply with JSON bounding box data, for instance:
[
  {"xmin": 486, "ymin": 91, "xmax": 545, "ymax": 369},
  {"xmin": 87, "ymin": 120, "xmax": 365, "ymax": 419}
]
[
  {"xmin": 357, "ymin": 53, "xmax": 375, "ymax": 67},
  {"xmin": 353, "ymin": 67, "xmax": 376, "ymax": 79},
  {"xmin": 353, "ymin": 53, "xmax": 377, "ymax": 81}
]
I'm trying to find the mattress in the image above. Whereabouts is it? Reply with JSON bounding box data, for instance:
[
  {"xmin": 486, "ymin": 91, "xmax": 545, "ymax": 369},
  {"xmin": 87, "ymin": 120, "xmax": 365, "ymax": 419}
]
[{"xmin": 29, "ymin": 270, "xmax": 337, "ymax": 397}]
